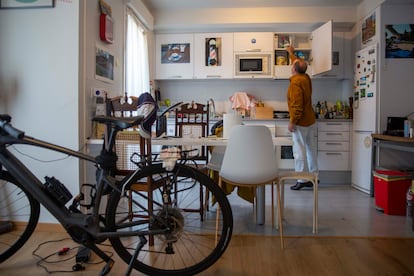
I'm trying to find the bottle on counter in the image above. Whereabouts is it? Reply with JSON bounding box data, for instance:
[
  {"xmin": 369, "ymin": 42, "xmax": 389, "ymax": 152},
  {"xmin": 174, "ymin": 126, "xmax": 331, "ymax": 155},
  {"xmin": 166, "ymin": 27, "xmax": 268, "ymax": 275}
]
[
  {"xmin": 320, "ymin": 101, "xmax": 327, "ymax": 118},
  {"xmin": 407, "ymin": 180, "xmax": 414, "ymax": 218},
  {"xmin": 315, "ymin": 101, "xmax": 321, "ymax": 118}
]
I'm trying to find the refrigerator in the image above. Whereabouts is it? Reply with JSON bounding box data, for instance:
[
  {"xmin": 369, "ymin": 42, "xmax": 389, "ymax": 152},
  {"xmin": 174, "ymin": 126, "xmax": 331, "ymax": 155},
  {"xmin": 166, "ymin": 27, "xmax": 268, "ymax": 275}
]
[{"xmin": 351, "ymin": 44, "xmax": 378, "ymax": 194}]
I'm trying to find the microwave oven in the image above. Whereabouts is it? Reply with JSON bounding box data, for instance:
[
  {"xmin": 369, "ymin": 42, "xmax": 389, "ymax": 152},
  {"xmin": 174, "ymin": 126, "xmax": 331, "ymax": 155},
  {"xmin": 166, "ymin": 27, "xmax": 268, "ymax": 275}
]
[{"xmin": 234, "ymin": 53, "xmax": 272, "ymax": 77}]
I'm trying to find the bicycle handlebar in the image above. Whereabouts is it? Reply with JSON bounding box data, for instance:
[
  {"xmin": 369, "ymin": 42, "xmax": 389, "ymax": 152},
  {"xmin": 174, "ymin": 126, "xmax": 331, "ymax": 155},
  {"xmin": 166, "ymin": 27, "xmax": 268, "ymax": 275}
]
[{"xmin": 0, "ymin": 114, "xmax": 25, "ymax": 139}]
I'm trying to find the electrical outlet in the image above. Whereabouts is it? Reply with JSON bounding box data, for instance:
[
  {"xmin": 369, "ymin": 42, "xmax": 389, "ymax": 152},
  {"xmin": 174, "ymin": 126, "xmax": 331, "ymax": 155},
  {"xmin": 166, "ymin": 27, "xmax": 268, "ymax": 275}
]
[
  {"xmin": 91, "ymin": 88, "xmax": 106, "ymax": 116},
  {"xmin": 91, "ymin": 88, "xmax": 105, "ymax": 98}
]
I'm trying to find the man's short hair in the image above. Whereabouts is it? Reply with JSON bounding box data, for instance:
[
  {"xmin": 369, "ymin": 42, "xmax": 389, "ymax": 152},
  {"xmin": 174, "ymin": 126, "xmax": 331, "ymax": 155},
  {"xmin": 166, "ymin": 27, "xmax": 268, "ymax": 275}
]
[{"xmin": 294, "ymin": 59, "xmax": 308, "ymax": 74}]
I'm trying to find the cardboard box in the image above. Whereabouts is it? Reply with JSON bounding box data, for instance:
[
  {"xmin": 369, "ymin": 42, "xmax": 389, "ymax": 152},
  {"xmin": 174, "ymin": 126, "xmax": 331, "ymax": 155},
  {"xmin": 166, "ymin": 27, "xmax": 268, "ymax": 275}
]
[
  {"xmin": 374, "ymin": 170, "xmax": 411, "ymax": 216},
  {"xmin": 255, "ymin": 106, "xmax": 274, "ymax": 119}
]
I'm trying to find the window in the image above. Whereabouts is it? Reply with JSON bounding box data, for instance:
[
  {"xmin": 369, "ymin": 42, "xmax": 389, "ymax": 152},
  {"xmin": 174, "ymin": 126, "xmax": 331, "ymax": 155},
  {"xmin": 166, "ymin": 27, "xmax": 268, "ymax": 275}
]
[{"xmin": 125, "ymin": 8, "xmax": 149, "ymax": 97}]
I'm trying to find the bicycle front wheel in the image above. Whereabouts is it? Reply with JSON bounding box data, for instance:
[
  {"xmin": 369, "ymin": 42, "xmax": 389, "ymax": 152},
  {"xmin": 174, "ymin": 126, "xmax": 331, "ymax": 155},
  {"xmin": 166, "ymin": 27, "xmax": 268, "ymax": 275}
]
[
  {"xmin": 0, "ymin": 171, "xmax": 40, "ymax": 262},
  {"xmin": 106, "ymin": 163, "xmax": 233, "ymax": 275}
]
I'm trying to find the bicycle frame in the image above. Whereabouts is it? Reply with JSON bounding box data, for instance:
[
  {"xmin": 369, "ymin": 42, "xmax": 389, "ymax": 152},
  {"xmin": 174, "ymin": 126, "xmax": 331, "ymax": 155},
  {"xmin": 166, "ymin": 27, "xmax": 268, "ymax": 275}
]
[{"xmin": 0, "ymin": 134, "xmax": 117, "ymax": 239}]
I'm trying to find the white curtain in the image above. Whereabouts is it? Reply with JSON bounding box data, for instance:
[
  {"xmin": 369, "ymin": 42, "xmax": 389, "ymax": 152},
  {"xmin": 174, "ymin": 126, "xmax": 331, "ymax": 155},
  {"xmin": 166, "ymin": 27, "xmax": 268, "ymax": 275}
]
[{"xmin": 126, "ymin": 9, "xmax": 149, "ymax": 97}]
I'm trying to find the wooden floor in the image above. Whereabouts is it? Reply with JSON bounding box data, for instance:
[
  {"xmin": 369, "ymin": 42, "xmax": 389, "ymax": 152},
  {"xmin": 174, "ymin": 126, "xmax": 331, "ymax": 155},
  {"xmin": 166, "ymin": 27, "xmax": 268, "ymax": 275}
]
[{"xmin": 1, "ymin": 231, "xmax": 413, "ymax": 275}]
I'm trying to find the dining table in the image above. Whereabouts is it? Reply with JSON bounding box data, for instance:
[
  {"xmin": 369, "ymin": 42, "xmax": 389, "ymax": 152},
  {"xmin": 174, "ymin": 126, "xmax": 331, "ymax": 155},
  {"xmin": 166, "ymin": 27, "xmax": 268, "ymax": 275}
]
[{"xmin": 151, "ymin": 135, "xmax": 293, "ymax": 225}]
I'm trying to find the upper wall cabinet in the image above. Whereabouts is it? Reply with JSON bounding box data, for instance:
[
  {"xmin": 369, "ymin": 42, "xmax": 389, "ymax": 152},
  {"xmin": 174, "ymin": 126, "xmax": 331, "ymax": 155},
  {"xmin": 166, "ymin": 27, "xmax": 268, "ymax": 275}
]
[
  {"xmin": 194, "ymin": 33, "xmax": 234, "ymax": 79},
  {"xmin": 315, "ymin": 32, "xmax": 345, "ymax": 79},
  {"xmin": 273, "ymin": 21, "xmax": 333, "ymax": 79},
  {"xmin": 155, "ymin": 34, "xmax": 194, "ymax": 79},
  {"xmin": 234, "ymin": 32, "xmax": 274, "ymax": 52}
]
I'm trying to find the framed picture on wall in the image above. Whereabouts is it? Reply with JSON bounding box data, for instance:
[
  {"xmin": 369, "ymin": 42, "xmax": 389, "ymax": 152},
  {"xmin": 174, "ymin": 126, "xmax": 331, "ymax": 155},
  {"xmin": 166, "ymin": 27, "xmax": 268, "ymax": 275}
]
[
  {"xmin": 161, "ymin": 43, "xmax": 190, "ymax": 64},
  {"xmin": 0, "ymin": 0, "xmax": 55, "ymax": 9},
  {"xmin": 385, "ymin": 24, "xmax": 414, "ymax": 59},
  {"xmin": 361, "ymin": 11, "xmax": 376, "ymax": 45},
  {"xmin": 95, "ymin": 45, "xmax": 114, "ymax": 83}
]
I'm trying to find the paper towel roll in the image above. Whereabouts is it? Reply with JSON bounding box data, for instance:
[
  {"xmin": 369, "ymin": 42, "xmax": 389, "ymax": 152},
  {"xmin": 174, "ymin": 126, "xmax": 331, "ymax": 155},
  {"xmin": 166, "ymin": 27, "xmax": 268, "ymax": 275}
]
[{"xmin": 223, "ymin": 114, "xmax": 242, "ymax": 139}]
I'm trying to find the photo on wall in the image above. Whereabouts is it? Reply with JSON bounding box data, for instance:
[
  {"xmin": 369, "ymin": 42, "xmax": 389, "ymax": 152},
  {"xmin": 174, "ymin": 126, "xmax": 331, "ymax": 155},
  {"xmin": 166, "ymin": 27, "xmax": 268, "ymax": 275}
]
[
  {"xmin": 95, "ymin": 45, "xmax": 114, "ymax": 83},
  {"xmin": 0, "ymin": 0, "xmax": 55, "ymax": 9},
  {"xmin": 385, "ymin": 24, "xmax": 414, "ymax": 58},
  {"xmin": 361, "ymin": 12, "xmax": 376, "ymax": 45}
]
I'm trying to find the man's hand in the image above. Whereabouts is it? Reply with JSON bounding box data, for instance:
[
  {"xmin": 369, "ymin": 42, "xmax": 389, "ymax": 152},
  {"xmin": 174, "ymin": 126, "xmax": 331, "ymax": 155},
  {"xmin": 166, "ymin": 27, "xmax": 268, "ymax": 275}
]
[
  {"xmin": 287, "ymin": 45, "xmax": 294, "ymax": 55},
  {"xmin": 288, "ymin": 121, "xmax": 296, "ymax": 132}
]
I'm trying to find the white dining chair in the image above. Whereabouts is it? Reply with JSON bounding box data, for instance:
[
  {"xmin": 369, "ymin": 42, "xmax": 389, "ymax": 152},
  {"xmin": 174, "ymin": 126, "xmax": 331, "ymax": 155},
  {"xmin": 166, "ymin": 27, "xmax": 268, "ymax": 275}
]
[
  {"xmin": 215, "ymin": 125, "xmax": 284, "ymax": 249},
  {"xmin": 277, "ymin": 171, "xmax": 319, "ymax": 234}
]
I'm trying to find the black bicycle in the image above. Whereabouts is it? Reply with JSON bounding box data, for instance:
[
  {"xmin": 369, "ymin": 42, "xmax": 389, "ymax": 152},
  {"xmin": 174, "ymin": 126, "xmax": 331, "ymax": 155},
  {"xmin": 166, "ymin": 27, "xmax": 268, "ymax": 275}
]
[{"xmin": 0, "ymin": 114, "xmax": 233, "ymax": 275}]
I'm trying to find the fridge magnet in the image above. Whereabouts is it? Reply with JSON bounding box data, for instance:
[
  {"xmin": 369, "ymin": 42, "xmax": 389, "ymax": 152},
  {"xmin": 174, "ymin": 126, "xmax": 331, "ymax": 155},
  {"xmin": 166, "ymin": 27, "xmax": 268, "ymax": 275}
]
[
  {"xmin": 0, "ymin": 0, "xmax": 55, "ymax": 9},
  {"xmin": 385, "ymin": 24, "xmax": 414, "ymax": 58},
  {"xmin": 161, "ymin": 43, "xmax": 190, "ymax": 64},
  {"xmin": 95, "ymin": 45, "xmax": 114, "ymax": 83}
]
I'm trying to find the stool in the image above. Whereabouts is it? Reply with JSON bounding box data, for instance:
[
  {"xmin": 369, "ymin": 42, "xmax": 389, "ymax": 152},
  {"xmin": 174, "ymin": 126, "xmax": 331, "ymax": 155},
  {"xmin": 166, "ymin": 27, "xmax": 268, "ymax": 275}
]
[{"xmin": 276, "ymin": 171, "xmax": 318, "ymax": 234}]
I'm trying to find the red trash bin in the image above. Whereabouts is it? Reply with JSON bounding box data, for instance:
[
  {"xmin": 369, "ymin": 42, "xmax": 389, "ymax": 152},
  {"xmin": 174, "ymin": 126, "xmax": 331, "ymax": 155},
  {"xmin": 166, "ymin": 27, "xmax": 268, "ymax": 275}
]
[{"xmin": 374, "ymin": 170, "xmax": 411, "ymax": 216}]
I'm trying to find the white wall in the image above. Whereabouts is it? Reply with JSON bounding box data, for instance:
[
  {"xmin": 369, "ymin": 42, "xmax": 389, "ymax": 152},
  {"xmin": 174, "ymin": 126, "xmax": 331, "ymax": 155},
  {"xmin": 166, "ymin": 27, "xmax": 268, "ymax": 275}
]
[
  {"xmin": 0, "ymin": 0, "xmax": 152, "ymax": 223},
  {"xmin": 0, "ymin": 1, "xmax": 79, "ymax": 223},
  {"xmin": 378, "ymin": 3, "xmax": 414, "ymax": 131}
]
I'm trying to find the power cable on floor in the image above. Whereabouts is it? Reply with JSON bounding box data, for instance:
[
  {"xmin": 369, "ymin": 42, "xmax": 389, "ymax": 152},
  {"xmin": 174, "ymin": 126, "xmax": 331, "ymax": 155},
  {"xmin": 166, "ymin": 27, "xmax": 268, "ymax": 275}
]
[{"xmin": 32, "ymin": 238, "xmax": 113, "ymax": 274}]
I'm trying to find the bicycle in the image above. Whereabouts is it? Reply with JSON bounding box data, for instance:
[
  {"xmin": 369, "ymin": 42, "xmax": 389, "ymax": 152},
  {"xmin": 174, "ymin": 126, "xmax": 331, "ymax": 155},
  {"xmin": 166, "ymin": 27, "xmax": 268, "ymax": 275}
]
[{"xmin": 0, "ymin": 114, "xmax": 233, "ymax": 275}]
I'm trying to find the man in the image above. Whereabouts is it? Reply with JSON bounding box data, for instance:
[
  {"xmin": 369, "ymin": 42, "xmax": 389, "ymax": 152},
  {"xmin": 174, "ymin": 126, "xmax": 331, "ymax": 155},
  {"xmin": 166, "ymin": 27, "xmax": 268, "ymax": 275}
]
[{"xmin": 286, "ymin": 45, "xmax": 318, "ymax": 190}]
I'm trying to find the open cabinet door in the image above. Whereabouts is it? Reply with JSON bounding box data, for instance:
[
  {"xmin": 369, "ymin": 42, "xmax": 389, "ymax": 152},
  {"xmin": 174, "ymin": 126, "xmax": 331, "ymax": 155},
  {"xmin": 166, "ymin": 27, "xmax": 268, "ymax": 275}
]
[{"xmin": 311, "ymin": 20, "xmax": 333, "ymax": 76}]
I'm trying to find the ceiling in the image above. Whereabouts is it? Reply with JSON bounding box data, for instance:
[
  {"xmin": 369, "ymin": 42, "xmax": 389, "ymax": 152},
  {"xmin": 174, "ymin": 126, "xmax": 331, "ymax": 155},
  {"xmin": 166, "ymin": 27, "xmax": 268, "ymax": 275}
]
[
  {"xmin": 139, "ymin": 0, "xmax": 369, "ymax": 32},
  {"xmin": 141, "ymin": 0, "xmax": 365, "ymax": 12}
]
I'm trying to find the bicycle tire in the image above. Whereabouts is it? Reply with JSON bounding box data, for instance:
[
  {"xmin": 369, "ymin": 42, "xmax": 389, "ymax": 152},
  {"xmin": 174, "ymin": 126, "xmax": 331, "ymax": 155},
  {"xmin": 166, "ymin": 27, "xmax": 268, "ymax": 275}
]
[
  {"xmin": 106, "ymin": 163, "xmax": 233, "ymax": 275},
  {"xmin": 0, "ymin": 171, "xmax": 40, "ymax": 262}
]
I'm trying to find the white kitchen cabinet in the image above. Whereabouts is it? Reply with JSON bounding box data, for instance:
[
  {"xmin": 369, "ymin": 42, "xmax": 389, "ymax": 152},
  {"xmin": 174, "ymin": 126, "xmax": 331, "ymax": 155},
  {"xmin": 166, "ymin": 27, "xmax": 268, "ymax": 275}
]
[
  {"xmin": 273, "ymin": 20, "xmax": 333, "ymax": 79},
  {"xmin": 233, "ymin": 32, "xmax": 274, "ymax": 52},
  {"xmin": 194, "ymin": 33, "xmax": 234, "ymax": 79},
  {"xmin": 314, "ymin": 32, "xmax": 345, "ymax": 79},
  {"xmin": 317, "ymin": 121, "xmax": 351, "ymax": 171},
  {"xmin": 155, "ymin": 34, "xmax": 194, "ymax": 79}
]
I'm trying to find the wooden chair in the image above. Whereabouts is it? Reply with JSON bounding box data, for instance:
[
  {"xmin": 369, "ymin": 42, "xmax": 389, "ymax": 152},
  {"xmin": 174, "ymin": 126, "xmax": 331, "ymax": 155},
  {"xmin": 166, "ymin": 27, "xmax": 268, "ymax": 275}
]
[
  {"xmin": 175, "ymin": 101, "xmax": 209, "ymax": 166},
  {"xmin": 106, "ymin": 93, "xmax": 153, "ymax": 171},
  {"xmin": 106, "ymin": 93, "xmax": 158, "ymax": 244},
  {"xmin": 175, "ymin": 101, "xmax": 209, "ymax": 219}
]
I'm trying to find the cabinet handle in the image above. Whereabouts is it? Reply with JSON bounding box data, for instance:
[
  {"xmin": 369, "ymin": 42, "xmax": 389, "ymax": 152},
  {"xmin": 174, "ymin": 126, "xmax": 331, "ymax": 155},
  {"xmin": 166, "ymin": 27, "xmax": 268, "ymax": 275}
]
[
  {"xmin": 326, "ymin": 142, "xmax": 342, "ymax": 145},
  {"xmin": 325, "ymin": 122, "xmax": 343, "ymax": 125},
  {"xmin": 206, "ymin": 75, "xmax": 222, "ymax": 78},
  {"xmin": 325, "ymin": 152, "xmax": 342, "ymax": 155},
  {"xmin": 326, "ymin": 133, "xmax": 342, "ymax": 136},
  {"xmin": 168, "ymin": 76, "xmax": 183, "ymax": 79},
  {"xmin": 245, "ymin": 49, "xmax": 262, "ymax": 52}
]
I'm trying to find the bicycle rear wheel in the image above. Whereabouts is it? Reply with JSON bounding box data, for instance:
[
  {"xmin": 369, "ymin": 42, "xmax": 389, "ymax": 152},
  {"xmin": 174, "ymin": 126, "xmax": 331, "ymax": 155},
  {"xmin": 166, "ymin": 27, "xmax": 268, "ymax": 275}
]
[
  {"xmin": 0, "ymin": 171, "xmax": 40, "ymax": 262},
  {"xmin": 106, "ymin": 163, "xmax": 233, "ymax": 275}
]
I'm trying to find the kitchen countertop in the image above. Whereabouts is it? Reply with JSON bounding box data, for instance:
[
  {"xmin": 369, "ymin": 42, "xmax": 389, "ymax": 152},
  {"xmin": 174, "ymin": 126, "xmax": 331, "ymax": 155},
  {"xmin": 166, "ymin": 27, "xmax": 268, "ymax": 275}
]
[
  {"xmin": 209, "ymin": 118, "xmax": 352, "ymax": 122},
  {"xmin": 164, "ymin": 115, "xmax": 352, "ymax": 122}
]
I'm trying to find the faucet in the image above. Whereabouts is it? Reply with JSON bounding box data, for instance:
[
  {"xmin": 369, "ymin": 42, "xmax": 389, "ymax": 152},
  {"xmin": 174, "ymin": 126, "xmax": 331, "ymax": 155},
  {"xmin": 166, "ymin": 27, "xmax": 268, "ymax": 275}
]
[{"xmin": 208, "ymin": 98, "xmax": 216, "ymax": 118}]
